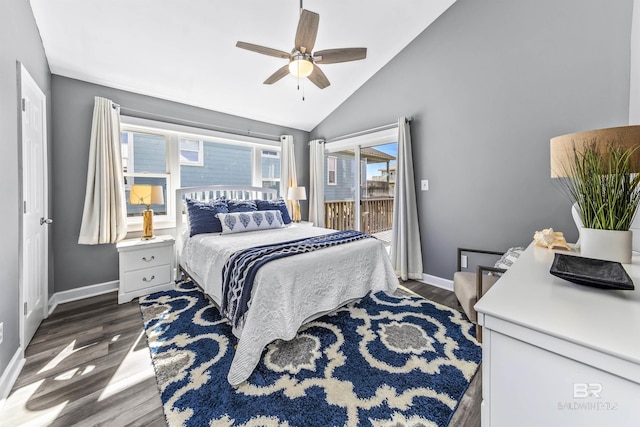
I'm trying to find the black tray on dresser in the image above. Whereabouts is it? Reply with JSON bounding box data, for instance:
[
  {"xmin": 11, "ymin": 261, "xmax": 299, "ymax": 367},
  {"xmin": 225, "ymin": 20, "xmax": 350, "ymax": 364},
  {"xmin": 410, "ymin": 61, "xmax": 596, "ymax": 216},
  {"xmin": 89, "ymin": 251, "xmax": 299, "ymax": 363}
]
[{"xmin": 549, "ymin": 253, "xmax": 635, "ymax": 290}]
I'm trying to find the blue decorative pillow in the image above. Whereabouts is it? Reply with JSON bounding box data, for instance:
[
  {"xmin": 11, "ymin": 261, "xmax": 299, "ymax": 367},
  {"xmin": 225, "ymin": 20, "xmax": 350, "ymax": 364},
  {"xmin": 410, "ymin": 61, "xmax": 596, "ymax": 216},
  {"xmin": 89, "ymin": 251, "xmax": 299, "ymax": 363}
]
[
  {"xmin": 185, "ymin": 198, "xmax": 228, "ymax": 236},
  {"xmin": 256, "ymin": 197, "xmax": 292, "ymax": 224},
  {"xmin": 217, "ymin": 210, "xmax": 285, "ymax": 234},
  {"xmin": 227, "ymin": 199, "xmax": 257, "ymax": 213}
]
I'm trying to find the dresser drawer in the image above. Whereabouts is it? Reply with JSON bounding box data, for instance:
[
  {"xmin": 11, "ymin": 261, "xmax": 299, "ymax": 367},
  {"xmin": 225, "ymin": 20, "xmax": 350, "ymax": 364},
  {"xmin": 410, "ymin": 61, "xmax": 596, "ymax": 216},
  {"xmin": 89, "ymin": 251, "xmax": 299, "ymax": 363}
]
[
  {"xmin": 122, "ymin": 264, "xmax": 171, "ymax": 293},
  {"xmin": 120, "ymin": 245, "xmax": 172, "ymax": 272}
]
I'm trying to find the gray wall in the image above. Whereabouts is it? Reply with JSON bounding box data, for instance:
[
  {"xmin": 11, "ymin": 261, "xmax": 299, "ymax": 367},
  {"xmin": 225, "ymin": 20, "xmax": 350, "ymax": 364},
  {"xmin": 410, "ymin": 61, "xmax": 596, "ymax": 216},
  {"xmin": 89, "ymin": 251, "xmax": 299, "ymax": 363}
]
[
  {"xmin": 311, "ymin": 0, "xmax": 633, "ymax": 280},
  {"xmin": 51, "ymin": 76, "xmax": 309, "ymax": 292},
  {"xmin": 0, "ymin": 0, "xmax": 51, "ymax": 378}
]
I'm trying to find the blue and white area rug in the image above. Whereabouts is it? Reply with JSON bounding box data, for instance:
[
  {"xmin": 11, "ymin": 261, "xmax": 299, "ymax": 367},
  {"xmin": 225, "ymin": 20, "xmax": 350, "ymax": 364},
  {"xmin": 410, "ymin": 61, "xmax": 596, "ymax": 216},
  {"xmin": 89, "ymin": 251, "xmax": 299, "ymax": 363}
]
[{"xmin": 139, "ymin": 281, "xmax": 482, "ymax": 427}]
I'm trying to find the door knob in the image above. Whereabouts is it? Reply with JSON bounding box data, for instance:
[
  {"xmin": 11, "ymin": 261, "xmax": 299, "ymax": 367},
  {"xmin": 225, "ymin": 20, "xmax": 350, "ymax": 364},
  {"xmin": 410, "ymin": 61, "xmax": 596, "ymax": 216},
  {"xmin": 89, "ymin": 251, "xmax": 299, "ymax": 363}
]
[{"xmin": 40, "ymin": 217, "xmax": 53, "ymax": 225}]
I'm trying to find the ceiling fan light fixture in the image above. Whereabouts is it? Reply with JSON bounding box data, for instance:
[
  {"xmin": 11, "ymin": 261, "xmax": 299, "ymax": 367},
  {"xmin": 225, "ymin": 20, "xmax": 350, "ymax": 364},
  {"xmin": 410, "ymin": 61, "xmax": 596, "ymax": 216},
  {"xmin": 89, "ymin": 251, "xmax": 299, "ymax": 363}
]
[
  {"xmin": 289, "ymin": 57, "xmax": 314, "ymax": 78},
  {"xmin": 236, "ymin": 9, "xmax": 365, "ymax": 89}
]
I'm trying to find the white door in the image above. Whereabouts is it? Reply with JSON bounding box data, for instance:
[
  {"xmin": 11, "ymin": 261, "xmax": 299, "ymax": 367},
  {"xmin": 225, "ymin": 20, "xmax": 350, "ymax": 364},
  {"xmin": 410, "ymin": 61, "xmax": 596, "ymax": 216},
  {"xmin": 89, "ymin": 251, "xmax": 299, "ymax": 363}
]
[{"xmin": 20, "ymin": 64, "xmax": 49, "ymax": 346}]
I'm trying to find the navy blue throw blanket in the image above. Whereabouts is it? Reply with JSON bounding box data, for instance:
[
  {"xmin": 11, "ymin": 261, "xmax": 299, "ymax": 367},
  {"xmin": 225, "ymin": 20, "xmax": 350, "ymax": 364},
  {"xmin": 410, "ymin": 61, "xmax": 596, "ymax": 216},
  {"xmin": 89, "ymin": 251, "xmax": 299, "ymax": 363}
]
[{"xmin": 221, "ymin": 230, "xmax": 372, "ymax": 328}]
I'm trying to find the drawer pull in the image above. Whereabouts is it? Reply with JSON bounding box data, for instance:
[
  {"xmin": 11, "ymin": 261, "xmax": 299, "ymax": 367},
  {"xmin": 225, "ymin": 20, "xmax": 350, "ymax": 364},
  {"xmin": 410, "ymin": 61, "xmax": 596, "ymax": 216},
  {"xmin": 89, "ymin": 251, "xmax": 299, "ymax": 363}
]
[
  {"xmin": 142, "ymin": 256, "xmax": 155, "ymax": 262},
  {"xmin": 142, "ymin": 275, "xmax": 155, "ymax": 282}
]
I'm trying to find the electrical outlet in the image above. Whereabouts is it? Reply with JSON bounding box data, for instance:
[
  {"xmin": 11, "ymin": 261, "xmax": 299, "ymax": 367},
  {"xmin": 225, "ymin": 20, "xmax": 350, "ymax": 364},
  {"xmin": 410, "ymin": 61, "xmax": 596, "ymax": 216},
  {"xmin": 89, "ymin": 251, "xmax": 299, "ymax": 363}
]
[
  {"xmin": 461, "ymin": 255, "xmax": 468, "ymax": 269},
  {"xmin": 0, "ymin": 322, "xmax": 3, "ymax": 345},
  {"xmin": 421, "ymin": 180, "xmax": 429, "ymax": 191}
]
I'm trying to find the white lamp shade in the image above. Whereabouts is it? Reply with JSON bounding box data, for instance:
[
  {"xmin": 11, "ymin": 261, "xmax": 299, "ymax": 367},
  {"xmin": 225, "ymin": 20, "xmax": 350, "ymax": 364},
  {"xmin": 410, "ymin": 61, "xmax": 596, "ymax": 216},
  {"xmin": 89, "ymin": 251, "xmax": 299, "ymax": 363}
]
[
  {"xmin": 288, "ymin": 58, "xmax": 313, "ymax": 78},
  {"xmin": 287, "ymin": 186, "xmax": 307, "ymax": 201},
  {"xmin": 129, "ymin": 184, "xmax": 164, "ymax": 206}
]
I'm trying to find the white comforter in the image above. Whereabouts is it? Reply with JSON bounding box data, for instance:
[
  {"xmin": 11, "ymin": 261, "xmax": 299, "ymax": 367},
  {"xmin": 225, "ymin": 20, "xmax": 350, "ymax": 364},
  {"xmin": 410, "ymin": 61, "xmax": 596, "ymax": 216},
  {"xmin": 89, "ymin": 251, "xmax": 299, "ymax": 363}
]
[{"xmin": 180, "ymin": 225, "xmax": 399, "ymax": 385}]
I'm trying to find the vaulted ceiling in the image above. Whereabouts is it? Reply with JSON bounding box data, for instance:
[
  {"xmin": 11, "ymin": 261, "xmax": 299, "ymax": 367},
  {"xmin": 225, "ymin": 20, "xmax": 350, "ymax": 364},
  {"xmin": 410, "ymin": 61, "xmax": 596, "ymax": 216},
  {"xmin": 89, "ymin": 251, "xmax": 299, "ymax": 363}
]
[{"xmin": 30, "ymin": 0, "xmax": 456, "ymax": 131}]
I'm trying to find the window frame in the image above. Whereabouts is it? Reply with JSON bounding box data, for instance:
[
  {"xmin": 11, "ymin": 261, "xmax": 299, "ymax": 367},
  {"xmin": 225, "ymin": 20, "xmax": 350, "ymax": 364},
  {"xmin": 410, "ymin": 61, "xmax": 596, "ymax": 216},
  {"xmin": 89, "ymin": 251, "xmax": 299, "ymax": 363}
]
[
  {"xmin": 179, "ymin": 138, "xmax": 204, "ymax": 166},
  {"xmin": 327, "ymin": 156, "xmax": 337, "ymax": 186},
  {"xmin": 256, "ymin": 148, "xmax": 281, "ymax": 191},
  {"xmin": 120, "ymin": 116, "xmax": 281, "ymax": 233}
]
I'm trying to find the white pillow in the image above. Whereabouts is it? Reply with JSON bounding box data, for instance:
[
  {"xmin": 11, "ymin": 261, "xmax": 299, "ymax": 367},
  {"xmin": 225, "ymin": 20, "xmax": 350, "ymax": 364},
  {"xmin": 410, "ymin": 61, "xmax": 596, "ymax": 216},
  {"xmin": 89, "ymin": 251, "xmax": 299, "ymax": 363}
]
[
  {"xmin": 494, "ymin": 247, "xmax": 525, "ymax": 270},
  {"xmin": 217, "ymin": 210, "xmax": 285, "ymax": 234}
]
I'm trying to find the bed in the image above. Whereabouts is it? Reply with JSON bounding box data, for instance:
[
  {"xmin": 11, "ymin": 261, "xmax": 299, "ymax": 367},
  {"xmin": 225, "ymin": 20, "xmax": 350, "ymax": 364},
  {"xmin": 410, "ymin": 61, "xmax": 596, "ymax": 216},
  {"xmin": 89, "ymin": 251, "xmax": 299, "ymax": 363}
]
[{"xmin": 175, "ymin": 185, "xmax": 399, "ymax": 385}]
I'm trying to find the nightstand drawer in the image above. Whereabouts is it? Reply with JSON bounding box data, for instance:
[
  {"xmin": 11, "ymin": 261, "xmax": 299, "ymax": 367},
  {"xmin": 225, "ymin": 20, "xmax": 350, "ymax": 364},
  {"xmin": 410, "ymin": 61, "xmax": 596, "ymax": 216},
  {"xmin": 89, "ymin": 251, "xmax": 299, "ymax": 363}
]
[
  {"xmin": 120, "ymin": 245, "xmax": 172, "ymax": 272},
  {"xmin": 122, "ymin": 264, "xmax": 171, "ymax": 293}
]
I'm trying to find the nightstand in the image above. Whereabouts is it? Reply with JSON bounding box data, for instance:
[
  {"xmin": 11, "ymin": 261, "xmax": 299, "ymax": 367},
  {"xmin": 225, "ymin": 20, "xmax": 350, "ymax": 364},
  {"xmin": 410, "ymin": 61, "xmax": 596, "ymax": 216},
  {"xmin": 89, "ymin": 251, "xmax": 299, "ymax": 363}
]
[{"xmin": 116, "ymin": 235, "xmax": 175, "ymax": 304}]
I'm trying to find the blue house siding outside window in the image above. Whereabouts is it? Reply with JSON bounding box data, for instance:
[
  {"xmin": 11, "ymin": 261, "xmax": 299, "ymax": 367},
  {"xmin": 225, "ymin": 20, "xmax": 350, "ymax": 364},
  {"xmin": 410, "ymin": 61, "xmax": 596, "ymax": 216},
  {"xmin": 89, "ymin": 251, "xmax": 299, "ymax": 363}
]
[
  {"xmin": 181, "ymin": 141, "xmax": 252, "ymax": 187},
  {"xmin": 132, "ymin": 133, "xmax": 166, "ymax": 174},
  {"xmin": 324, "ymin": 152, "xmax": 356, "ymax": 201}
]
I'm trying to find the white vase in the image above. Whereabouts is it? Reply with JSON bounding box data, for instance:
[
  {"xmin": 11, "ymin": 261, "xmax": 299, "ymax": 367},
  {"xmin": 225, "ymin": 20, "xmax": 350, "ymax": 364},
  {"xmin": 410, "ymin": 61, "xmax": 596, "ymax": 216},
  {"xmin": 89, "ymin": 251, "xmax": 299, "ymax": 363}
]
[{"xmin": 580, "ymin": 228, "xmax": 632, "ymax": 264}]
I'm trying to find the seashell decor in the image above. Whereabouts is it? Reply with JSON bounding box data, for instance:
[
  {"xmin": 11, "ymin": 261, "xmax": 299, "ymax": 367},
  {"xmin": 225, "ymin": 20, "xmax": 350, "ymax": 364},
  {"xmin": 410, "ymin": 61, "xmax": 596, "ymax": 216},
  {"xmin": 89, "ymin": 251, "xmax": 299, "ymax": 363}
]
[{"xmin": 534, "ymin": 228, "xmax": 571, "ymax": 250}]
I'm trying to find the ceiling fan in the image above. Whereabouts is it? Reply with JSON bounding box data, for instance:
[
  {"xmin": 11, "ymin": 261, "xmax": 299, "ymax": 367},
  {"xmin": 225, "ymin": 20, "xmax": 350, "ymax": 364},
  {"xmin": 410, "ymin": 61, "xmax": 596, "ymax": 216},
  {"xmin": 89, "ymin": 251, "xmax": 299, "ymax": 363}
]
[{"xmin": 235, "ymin": 6, "xmax": 367, "ymax": 89}]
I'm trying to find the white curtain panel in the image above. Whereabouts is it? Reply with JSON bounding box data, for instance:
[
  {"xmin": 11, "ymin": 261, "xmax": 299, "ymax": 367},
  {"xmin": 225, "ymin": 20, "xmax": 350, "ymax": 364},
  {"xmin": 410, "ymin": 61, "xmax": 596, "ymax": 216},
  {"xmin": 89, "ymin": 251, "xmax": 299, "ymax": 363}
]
[
  {"xmin": 390, "ymin": 118, "xmax": 423, "ymax": 280},
  {"xmin": 308, "ymin": 139, "xmax": 325, "ymax": 227},
  {"xmin": 78, "ymin": 97, "xmax": 127, "ymax": 244},
  {"xmin": 280, "ymin": 135, "xmax": 298, "ymax": 214}
]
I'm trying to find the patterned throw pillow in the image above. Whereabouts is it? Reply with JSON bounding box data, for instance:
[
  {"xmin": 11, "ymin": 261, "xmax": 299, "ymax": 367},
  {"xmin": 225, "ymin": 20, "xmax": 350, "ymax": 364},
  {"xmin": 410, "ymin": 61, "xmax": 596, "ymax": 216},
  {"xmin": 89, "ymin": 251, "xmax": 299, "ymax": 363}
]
[
  {"xmin": 185, "ymin": 198, "xmax": 228, "ymax": 236},
  {"xmin": 256, "ymin": 197, "xmax": 292, "ymax": 224},
  {"xmin": 227, "ymin": 199, "xmax": 258, "ymax": 213},
  {"xmin": 494, "ymin": 247, "xmax": 526, "ymax": 270},
  {"xmin": 217, "ymin": 210, "xmax": 285, "ymax": 234}
]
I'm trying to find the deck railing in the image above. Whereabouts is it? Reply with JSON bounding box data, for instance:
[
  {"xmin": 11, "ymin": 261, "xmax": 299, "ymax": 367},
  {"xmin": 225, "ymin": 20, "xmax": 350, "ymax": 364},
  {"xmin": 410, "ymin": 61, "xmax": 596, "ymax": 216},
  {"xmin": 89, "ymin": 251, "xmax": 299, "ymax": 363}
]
[{"xmin": 324, "ymin": 198, "xmax": 394, "ymax": 234}]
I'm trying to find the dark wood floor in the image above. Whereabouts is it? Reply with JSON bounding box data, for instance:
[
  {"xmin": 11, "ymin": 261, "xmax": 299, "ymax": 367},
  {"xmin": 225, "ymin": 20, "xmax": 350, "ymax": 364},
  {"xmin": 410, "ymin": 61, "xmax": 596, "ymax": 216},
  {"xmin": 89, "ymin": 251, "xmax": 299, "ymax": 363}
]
[{"xmin": 1, "ymin": 280, "xmax": 480, "ymax": 427}]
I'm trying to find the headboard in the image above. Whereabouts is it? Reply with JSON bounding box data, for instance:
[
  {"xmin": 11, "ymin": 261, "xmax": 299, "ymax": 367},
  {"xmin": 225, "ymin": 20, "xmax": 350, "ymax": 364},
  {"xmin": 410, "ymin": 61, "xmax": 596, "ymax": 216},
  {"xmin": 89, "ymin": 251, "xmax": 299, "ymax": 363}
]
[{"xmin": 174, "ymin": 185, "xmax": 279, "ymax": 270}]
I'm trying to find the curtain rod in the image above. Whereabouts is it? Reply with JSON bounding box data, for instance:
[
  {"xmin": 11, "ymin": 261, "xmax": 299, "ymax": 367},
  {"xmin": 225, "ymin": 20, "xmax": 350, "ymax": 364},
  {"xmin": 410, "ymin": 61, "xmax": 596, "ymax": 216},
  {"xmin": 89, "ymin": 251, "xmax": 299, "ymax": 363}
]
[
  {"xmin": 325, "ymin": 117, "xmax": 411, "ymax": 144},
  {"xmin": 112, "ymin": 104, "xmax": 281, "ymax": 141}
]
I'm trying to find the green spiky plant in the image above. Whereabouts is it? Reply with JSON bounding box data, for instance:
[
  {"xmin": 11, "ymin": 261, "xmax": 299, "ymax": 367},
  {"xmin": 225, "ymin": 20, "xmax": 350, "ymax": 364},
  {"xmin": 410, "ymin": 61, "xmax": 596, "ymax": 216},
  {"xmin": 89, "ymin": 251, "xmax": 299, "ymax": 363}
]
[{"xmin": 561, "ymin": 142, "xmax": 640, "ymax": 231}]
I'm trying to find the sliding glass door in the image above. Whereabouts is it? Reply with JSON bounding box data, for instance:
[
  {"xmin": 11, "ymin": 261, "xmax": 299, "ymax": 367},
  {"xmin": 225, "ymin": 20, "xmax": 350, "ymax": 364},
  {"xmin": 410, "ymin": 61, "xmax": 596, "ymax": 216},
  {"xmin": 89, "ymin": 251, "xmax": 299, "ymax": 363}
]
[
  {"xmin": 322, "ymin": 131, "xmax": 397, "ymax": 246},
  {"xmin": 324, "ymin": 149, "xmax": 357, "ymax": 231},
  {"xmin": 359, "ymin": 143, "xmax": 396, "ymax": 244}
]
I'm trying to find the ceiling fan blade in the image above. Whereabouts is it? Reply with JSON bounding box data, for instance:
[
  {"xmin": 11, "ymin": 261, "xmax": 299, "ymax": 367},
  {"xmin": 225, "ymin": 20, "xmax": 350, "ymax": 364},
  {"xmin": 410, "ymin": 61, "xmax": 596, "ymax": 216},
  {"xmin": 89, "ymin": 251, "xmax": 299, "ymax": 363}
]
[
  {"xmin": 236, "ymin": 41, "xmax": 290, "ymax": 59},
  {"xmin": 264, "ymin": 64, "xmax": 291, "ymax": 85},
  {"xmin": 295, "ymin": 9, "xmax": 319, "ymax": 52},
  {"xmin": 308, "ymin": 65, "xmax": 330, "ymax": 89},
  {"xmin": 314, "ymin": 48, "xmax": 367, "ymax": 64}
]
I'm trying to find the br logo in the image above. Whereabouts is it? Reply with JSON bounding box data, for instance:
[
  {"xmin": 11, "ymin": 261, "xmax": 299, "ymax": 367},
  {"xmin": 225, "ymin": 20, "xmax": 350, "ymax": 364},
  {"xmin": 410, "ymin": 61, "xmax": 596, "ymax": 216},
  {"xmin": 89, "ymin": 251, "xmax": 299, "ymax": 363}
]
[{"xmin": 573, "ymin": 383, "xmax": 602, "ymax": 398}]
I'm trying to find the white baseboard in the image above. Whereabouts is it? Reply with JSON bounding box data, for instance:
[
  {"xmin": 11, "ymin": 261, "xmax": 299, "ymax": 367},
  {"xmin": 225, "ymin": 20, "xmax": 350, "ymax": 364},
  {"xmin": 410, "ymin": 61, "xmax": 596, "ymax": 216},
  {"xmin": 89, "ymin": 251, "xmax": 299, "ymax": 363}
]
[
  {"xmin": 0, "ymin": 347, "xmax": 25, "ymax": 406},
  {"xmin": 421, "ymin": 274, "xmax": 454, "ymax": 292},
  {"xmin": 48, "ymin": 280, "xmax": 119, "ymax": 316}
]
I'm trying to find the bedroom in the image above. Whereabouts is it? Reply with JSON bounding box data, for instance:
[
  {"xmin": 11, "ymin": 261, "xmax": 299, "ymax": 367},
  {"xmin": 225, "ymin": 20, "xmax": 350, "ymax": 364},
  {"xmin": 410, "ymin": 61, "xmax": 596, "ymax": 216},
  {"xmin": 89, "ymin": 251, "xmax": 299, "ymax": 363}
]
[{"xmin": 1, "ymin": 0, "xmax": 638, "ymax": 426}]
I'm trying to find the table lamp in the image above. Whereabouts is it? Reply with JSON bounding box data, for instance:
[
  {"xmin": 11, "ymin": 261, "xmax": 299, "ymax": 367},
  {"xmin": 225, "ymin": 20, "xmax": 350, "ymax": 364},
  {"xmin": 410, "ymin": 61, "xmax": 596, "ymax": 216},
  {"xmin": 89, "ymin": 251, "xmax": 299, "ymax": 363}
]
[
  {"xmin": 550, "ymin": 126, "xmax": 640, "ymax": 178},
  {"xmin": 129, "ymin": 184, "xmax": 164, "ymax": 240},
  {"xmin": 287, "ymin": 186, "xmax": 307, "ymax": 223},
  {"xmin": 550, "ymin": 125, "xmax": 640, "ymax": 260}
]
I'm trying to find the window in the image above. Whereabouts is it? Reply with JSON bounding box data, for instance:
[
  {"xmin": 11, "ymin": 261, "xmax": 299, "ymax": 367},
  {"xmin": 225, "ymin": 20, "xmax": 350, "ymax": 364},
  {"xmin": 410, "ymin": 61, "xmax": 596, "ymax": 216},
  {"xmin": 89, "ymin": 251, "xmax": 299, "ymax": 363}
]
[
  {"xmin": 260, "ymin": 149, "xmax": 280, "ymax": 192},
  {"xmin": 120, "ymin": 117, "xmax": 281, "ymax": 231},
  {"xmin": 121, "ymin": 131, "xmax": 170, "ymax": 219},
  {"xmin": 179, "ymin": 138, "xmax": 204, "ymax": 166},
  {"xmin": 327, "ymin": 156, "xmax": 337, "ymax": 185},
  {"xmin": 121, "ymin": 132, "xmax": 131, "ymax": 174}
]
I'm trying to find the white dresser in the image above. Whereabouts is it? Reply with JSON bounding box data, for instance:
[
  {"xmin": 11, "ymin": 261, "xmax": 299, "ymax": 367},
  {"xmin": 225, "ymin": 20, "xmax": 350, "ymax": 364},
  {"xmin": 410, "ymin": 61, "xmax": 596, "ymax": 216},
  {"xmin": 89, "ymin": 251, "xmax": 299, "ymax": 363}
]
[
  {"xmin": 475, "ymin": 242, "xmax": 640, "ymax": 427},
  {"xmin": 116, "ymin": 235, "xmax": 175, "ymax": 304}
]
